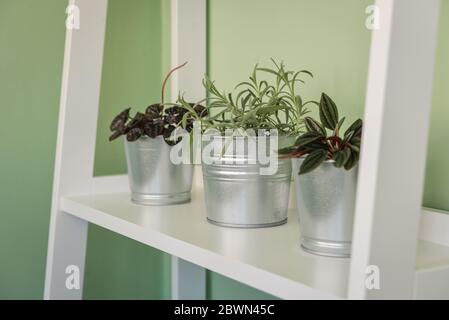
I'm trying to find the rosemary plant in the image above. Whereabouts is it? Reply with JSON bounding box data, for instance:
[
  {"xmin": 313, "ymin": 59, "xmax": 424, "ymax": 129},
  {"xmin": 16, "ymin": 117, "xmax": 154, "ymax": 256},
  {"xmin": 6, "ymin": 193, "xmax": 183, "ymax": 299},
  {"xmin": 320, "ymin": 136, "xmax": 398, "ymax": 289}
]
[{"xmin": 179, "ymin": 60, "xmax": 314, "ymax": 137}]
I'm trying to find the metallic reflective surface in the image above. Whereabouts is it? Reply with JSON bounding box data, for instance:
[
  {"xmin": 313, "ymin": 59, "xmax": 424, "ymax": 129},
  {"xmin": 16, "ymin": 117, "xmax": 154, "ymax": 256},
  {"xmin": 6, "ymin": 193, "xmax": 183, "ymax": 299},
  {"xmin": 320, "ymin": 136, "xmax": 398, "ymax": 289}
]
[
  {"xmin": 125, "ymin": 136, "xmax": 193, "ymax": 205},
  {"xmin": 202, "ymin": 136, "xmax": 291, "ymax": 228},
  {"xmin": 293, "ymin": 159, "xmax": 358, "ymax": 257}
]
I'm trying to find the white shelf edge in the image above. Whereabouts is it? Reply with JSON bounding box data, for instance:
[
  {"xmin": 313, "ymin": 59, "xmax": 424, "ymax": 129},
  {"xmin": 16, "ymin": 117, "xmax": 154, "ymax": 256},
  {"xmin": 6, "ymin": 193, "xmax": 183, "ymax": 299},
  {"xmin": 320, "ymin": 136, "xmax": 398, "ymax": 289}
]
[
  {"xmin": 60, "ymin": 189, "xmax": 449, "ymax": 300},
  {"xmin": 91, "ymin": 174, "xmax": 449, "ymax": 248},
  {"xmin": 420, "ymin": 208, "xmax": 449, "ymax": 247},
  {"xmin": 60, "ymin": 196, "xmax": 340, "ymax": 300},
  {"xmin": 414, "ymin": 265, "xmax": 449, "ymax": 299}
]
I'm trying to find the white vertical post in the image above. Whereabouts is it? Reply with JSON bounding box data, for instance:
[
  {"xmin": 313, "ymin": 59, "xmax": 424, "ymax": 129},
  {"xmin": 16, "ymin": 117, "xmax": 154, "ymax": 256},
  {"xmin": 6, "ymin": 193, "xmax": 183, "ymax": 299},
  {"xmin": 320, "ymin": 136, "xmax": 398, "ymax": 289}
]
[
  {"xmin": 170, "ymin": 0, "xmax": 207, "ymax": 102},
  {"xmin": 348, "ymin": 0, "xmax": 440, "ymax": 299},
  {"xmin": 44, "ymin": 0, "xmax": 108, "ymax": 299},
  {"xmin": 171, "ymin": 258, "xmax": 207, "ymax": 300},
  {"xmin": 170, "ymin": 0, "xmax": 207, "ymax": 300}
]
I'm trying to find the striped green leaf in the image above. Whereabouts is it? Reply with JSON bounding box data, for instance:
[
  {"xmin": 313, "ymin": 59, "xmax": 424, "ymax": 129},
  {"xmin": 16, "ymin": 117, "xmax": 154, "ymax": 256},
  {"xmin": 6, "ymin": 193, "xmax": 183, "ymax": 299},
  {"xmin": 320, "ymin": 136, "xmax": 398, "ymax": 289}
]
[
  {"xmin": 344, "ymin": 119, "xmax": 363, "ymax": 138},
  {"xmin": 333, "ymin": 117, "xmax": 345, "ymax": 136},
  {"xmin": 294, "ymin": 131, "xmax": 323, "ymax": 147},
  {"xmin": 333, "ymin": 148, "xmax": 351, "ymax": 168},
  {"xmin": 299, "ymin": 149, "xmax": 328, "ymax": 175},
  {"xmin": 347, "ymin": 143, "xmax": 360, "ymax": 153},
  {"xmin": 344, "ymin": 149, "xmax": 359, "ymax": 170},
  {"xmin": 278, "ymin": 146, "xmax": 297, "ymax": 155},
  {"xmin": 304, "ymin": 140, "xmax": 328, "ymax": 151},
  {"xmin": 304, "ymin": 116, "xmax": 327, "ymax": 136},
  {"xmin": 319, "ymin": 93, "xmax": 339, "ymax": 130}
]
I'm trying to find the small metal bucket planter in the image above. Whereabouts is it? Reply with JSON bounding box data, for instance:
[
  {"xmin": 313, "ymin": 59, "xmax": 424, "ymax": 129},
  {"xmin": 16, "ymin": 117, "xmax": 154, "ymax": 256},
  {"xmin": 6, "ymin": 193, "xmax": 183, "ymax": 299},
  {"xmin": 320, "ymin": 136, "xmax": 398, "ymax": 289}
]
[
  {"xmin": 124, "ymin": 136, "xmax": 194, "ymax": 205},
  {"xmin": 202, "ymin": 135, "xmax": 292, "ymax": 228},
  {"xmin": 293, "ymin": 158, "xmax": 358, "ymax": 257}
]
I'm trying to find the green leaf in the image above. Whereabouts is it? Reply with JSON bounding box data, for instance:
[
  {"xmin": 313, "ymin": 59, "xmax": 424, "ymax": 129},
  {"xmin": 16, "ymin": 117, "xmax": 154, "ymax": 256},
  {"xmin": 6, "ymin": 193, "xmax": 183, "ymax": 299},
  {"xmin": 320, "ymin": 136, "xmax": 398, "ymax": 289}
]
[
  {"xmin": 181, "ymin": 112, "xmax": 190, "ymax": 130},
  {"xmin": 344, "ymin": 119, "xmax": 363, "ymax": 138},
  {"xmin": 270, "ymin": 58, "xmax": 281, "ymax": 69},
  {"xmin": 235, "ymin": 81, "xmax": 257, "ymax": 91},
  {"xmin": 256, "ymin": 67, "xmax": 281, "ymax": 77},
  {"xmin": 343, "ymin": 130, "xmax": 354, "ymax": 143},
  {"xmin": 304, "ymin": 140, "xmax": 329, "ymax": 151},
  {"xmin": 347, "ymin": 143, "xmax": 360, "ymax": 153},
  {"xmin": 333, "ymin": 117, "xmax": 345, "ymax": 136},
  {"xmin": 333, "ymin": 148, "xmax": 351, "ymax": 168},
  {"xmin": 276, "ymin": 123, "xmax": 292, "ymax": 129},
  {"xmin": 350, "ymin": 136, "xmax": 361, "ymax": 145},
  {"xmin": 319, "ymin": 93, "xmax": 339, "ymax": 130},
  {"xmin": 344, "ymin": 149, "xmax": 359, "ymax": 170},
  {"xmin": 241, "ymin": 92, "xmax": 252, "ymax": 108},
  {"xmin": 228, "ymin": 93, "xmax": 235, "ymax": 106},
  {"xmin": 294, "ymin": 131, "xmax": 323, "ymax": 147},
  {"xmin": 294, "ymin": 95, "xmax": 302, "ymax": 107},
  {"xmin": 299, "ymin": 149, "xmax": 328, "ymax": 175},
  {"xmin": 297, "ymin": 70, "xmax": 314, "ymax": 78},
  {"xmin": 255, "ymin": 105, "xmax": 287, "ymax": 116},
  {"xmin": 278, "ymin": 146, "xmax": 297, "ymax": 155},
  {"xmin": 304, "ymin": 116, "xmax": 326, "ymax": 136}
]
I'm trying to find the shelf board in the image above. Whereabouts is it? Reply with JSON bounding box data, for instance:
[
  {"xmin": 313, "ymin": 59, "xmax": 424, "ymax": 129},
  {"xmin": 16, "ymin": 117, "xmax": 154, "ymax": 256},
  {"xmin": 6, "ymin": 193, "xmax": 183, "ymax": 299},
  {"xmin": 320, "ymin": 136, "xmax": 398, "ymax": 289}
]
[{"xmin": 61, "ymin": 188, "xmax": 449, "ymax": 299}]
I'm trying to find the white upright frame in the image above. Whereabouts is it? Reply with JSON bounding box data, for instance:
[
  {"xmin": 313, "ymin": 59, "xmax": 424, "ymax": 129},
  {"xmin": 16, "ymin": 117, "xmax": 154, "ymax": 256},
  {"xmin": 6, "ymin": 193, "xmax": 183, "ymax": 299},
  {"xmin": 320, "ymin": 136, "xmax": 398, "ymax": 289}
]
[
  {"xmin": 45, "ymin": 0, "xmax": 207, "ymax": 300},
  {"xmin": 44, "ymin": 0, "xmax": 108, "ymax": 300},
  {"xmin": 170, "ymin": 0, "xmax": 207, "ymax": 300},
  {"xmin": 348, "ymin": 0, "xmax": 440, "ymax": 299},
  {"xmin": 45, "ymin": 0, "xmax": 445, "ymax": 300}
]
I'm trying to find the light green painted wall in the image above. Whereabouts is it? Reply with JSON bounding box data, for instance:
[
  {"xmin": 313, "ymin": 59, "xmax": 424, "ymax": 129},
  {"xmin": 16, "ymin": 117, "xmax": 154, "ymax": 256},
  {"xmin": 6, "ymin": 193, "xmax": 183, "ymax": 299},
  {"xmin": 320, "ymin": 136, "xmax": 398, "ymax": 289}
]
[
  {"xmin": 206, "ymin": 0, "xmax": 373, "ymax": 300},
  {"xmin": 87, "ymin": 0, "xmax": 170, "ymax": 300},
  {"xmin": 424, "ymin": 1, "xmax": 449, "ymax": 211},
  {"xmin": 0, "ymin": 0, "xmax": 65, "ymax": 299},
  {"xmin": 0, "ymin": 0, "xmax": 171, "ymax": 300},
  {"xmin": 208, "ymin": 0, "xmax": 372, "ymax": 125},
  {"xmin": 1, "ymin": 0, "xmax": 448, "ymax": 300}
]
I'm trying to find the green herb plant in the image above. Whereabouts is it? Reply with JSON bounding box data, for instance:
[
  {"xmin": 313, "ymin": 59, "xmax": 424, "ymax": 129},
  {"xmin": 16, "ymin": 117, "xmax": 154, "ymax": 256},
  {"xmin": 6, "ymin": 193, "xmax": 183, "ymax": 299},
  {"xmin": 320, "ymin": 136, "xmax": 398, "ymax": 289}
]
[
  {"xmin": 279, "ymin": 93, "xmax": 363, "ymax": 175},
  {"xmin": 179, "ymin": 60, "xmax": 315, "ymax": 136}
]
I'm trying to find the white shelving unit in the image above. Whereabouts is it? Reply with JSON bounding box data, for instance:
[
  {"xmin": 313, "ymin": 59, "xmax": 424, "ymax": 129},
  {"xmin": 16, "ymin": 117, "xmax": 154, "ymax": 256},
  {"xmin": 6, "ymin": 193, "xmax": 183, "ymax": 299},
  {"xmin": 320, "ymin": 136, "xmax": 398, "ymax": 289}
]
[{"xmin": 44, "ymin": 0, "xmax": 449, "ymax": 300}]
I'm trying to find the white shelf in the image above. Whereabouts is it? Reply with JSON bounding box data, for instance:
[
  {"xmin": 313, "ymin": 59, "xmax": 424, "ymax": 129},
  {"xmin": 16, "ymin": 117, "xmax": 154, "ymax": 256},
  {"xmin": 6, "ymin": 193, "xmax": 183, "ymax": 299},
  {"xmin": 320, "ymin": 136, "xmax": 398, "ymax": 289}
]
[
  {"xmin": 61, "ymin": 187, "xmax": 449, "ymax": 300},
  {"xmin": 44, "ymin": 0, "xmax": 445, "ymax": 299}
]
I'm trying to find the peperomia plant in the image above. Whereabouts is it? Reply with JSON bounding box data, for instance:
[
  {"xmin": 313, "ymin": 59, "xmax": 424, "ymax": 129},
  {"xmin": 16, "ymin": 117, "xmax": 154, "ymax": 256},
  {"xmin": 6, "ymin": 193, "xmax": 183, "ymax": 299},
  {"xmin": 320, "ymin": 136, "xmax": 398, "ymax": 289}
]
[
  {"xmin": 109, "ymin": 62, "xmax": 207, "ymax": 145},
  {"xmin": 279, "ymin": 93, "xmax": 363, "ymax": 174},
  {"xmin": 184, "ymin": 60, "xmax": 314, "ymax": 136}
]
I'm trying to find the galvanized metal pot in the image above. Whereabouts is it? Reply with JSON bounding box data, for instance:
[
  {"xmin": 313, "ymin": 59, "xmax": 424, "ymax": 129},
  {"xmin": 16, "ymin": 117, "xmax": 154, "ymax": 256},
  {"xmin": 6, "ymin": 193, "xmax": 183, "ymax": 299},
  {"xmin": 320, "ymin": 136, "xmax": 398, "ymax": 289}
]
[
  {"xmin": 202, "ymin": 135, "xmax": 292, "ymax": 228},
  {"xmin": 293, "ymin": 159, "xmax": 358, "ymax": 257},
  {"xmin": 124, "ymin": 136, "xmax": 193, "ymax": 205}
]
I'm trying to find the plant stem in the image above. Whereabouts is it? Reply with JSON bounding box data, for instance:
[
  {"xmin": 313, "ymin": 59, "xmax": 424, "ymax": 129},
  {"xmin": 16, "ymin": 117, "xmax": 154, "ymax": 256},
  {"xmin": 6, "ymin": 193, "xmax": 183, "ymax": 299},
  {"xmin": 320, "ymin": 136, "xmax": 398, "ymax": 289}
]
[
  {"xmin": 161, "ymin": 62, "xmax": 188, "ymax": 104},
  {"xmin": 326, "ymin": 136, "xmax": 345, "ymax": 152}
]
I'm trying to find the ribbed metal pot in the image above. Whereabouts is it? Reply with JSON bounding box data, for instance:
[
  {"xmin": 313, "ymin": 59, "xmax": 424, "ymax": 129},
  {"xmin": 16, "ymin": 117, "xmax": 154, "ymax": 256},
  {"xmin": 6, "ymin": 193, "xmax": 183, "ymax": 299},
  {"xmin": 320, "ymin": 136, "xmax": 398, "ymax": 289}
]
[
  {"xmin": 124, "ymin": 136, "xmax": 193, "ymax": 205},
  {"xmin": 202, "ymin": 136, "xmax": 292, "ymax": 228},
  {"xmin": 293, "ymin": 158, "xmax": 358, "ymax": 257}
]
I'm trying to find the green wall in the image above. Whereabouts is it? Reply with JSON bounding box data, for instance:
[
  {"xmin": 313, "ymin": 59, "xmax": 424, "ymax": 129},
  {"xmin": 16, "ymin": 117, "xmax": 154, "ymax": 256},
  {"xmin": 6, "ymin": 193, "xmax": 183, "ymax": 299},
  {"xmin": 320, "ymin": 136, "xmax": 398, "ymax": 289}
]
[
  {"xmin": 208, "ymin": 0, "xmax": 372, "ymax": 122},
  {"xmin": 424, "ymin": 1, "xmax": 449, "ymax": 211},
  {"xmin": 86, "ymin": 0, "xmax": 171, "ymax": 300},
  {"xmin": 1, "ymin": 0, "xmax": 448, "ymax": 300},
  {"xmin": 206, "ymin": 0, "xmax": 373, "ymax": 299},
  {"xmin": 0, "ymin": 0, "xmax": 171, "ymax": 300},
  {"xmin": 0, "ymin": 0, "xmax": 65, "ymax": 299}
]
